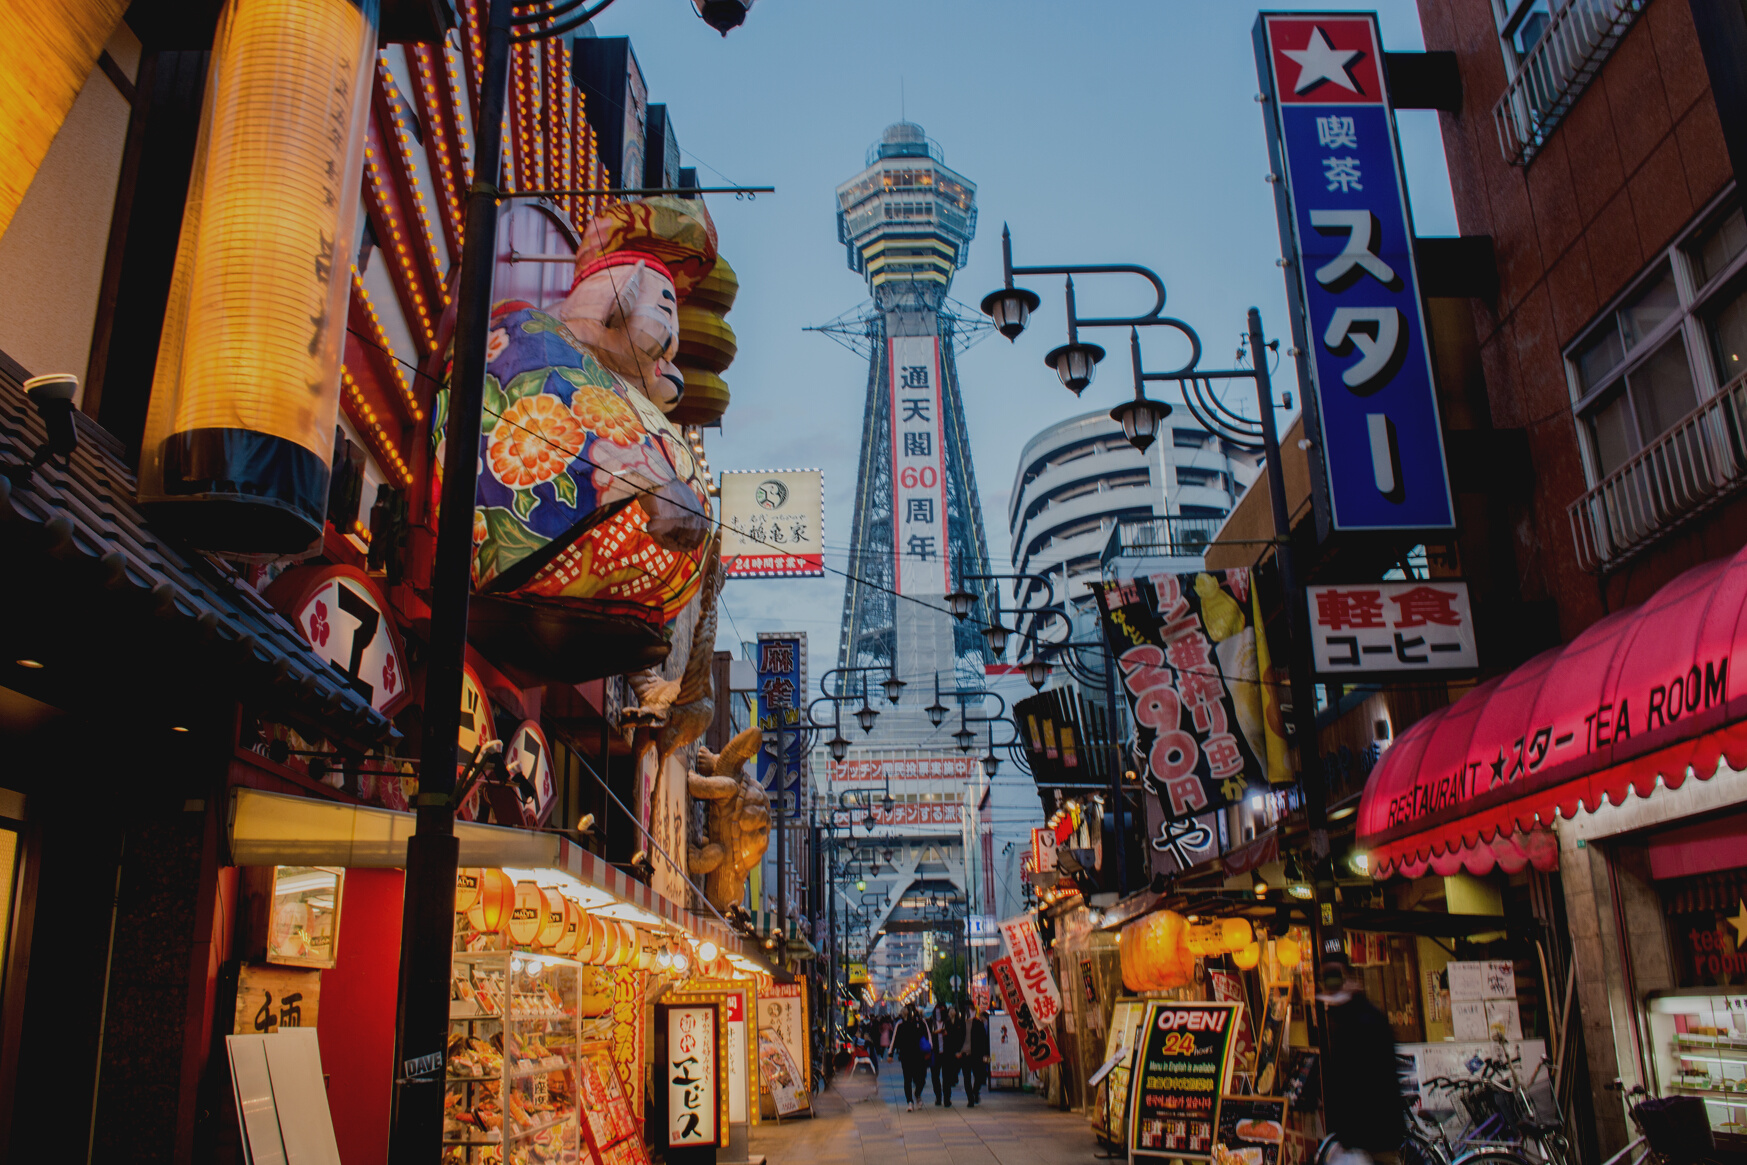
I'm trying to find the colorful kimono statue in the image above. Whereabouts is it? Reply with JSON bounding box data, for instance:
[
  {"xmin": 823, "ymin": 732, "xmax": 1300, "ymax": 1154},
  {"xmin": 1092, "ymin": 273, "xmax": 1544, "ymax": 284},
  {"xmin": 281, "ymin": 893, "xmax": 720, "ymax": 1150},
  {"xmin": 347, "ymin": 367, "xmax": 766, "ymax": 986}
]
[{"xmin": 431, "ymin": 301, "xmax": 710, "ymax": 627}]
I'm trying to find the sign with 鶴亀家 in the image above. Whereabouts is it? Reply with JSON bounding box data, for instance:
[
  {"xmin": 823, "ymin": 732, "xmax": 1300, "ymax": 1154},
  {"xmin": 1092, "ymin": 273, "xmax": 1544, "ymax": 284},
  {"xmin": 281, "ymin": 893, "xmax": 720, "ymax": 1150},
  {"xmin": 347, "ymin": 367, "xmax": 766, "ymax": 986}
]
[
  {"xmin": 1307, "ymin": 580, "xmax": 1478, "ymax": 676},
  {"xmin": 719, "ymin": 470, "xmax": 824, "ymax": 578},
  {"xmin": 1255, "ymin": 13, "xmax": 1455, "ymax": 534},
  {"xmin": 1128, "ymin": 1001, "xmax": 1244, "ymax": 1162}
]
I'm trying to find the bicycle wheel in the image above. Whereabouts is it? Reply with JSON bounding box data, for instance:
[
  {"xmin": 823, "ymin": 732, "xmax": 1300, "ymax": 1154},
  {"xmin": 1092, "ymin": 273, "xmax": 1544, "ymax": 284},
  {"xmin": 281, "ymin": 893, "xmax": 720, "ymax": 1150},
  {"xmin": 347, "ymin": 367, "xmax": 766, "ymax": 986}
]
[
  {"xmin": 1452, "ymin": 1149, "xmax": 1536, "ymax": 1165},
  {"xmin": 1403, "ymin": 1131, "xmax": 1448, "ymax": 1165}
]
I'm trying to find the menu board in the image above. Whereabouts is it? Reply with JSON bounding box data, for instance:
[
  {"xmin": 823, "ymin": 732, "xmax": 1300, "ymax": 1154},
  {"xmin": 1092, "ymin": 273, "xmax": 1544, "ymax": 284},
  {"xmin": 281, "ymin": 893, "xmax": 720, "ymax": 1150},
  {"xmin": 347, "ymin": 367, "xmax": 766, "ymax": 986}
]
[
  {"xmin": 756, "ymin": 1028, "xmax": 805, "ymax": 1116},
  {"xmin": 1129, "ymin": 1001, "xmax": 1244, "ymax": 1162},
  {"xmin": 1093, "ymin": 1000, "xmax": 1146, "ymax": 1144},
  {"xmin": 1215, "ymin": 1096, "xmax": 1287, "ymax": 1165},
  {"xmin": 577, "ymin": 1043, "xmax": 649, "ymax": 1165},
  {"xmin": 989, "ymin": 1011, "xmax": 1023, "ymax": 1080}
]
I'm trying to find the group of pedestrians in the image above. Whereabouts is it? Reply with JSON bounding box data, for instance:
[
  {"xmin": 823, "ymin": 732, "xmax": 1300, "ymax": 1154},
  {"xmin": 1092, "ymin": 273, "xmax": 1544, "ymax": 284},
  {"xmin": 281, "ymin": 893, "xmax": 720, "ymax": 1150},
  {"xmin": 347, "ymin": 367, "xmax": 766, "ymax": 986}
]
[{"xmin": 888, "ymin": 1001, "xmax": 989, "ymax": 1111}]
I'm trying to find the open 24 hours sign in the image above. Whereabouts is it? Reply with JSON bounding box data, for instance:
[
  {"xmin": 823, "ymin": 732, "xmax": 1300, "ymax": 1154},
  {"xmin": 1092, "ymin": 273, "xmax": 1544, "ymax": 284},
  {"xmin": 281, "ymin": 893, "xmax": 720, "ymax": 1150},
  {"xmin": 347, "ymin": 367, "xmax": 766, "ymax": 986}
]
[{"xmin": 1128, "ymin": 1002, "xmax": 1244, "ymax": 1162}]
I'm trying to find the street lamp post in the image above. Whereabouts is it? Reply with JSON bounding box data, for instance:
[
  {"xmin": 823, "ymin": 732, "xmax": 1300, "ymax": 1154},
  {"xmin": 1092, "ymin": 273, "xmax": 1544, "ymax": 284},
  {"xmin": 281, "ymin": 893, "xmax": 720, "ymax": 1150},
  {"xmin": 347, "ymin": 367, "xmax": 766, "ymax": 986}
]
[
  {"xmin": 980, "ymin": 228, "xmax": 1334, "ymax": 952},
  {"xmin": 387, "ymin": 3, "xmax": 752, "ymax": 1158}
]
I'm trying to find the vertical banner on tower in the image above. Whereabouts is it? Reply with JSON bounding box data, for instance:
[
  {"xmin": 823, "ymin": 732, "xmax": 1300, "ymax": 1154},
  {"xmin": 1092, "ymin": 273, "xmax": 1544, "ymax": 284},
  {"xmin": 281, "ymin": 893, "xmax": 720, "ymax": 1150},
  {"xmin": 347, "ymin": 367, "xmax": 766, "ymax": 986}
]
[
  {"xmin": 989, "ymin": 957, "xmax": 1063, "ymax": 1071},
  {"xmin": 755, "ymin": 633, "xmax": 807, "ymax": 815},
  {"xmin": 889, "ymin": 335, "xmax": 951, "ymax": 595},
  {"xmin": 1255, "ymin": 12, "xmax": 1454, "ymax": 534}
]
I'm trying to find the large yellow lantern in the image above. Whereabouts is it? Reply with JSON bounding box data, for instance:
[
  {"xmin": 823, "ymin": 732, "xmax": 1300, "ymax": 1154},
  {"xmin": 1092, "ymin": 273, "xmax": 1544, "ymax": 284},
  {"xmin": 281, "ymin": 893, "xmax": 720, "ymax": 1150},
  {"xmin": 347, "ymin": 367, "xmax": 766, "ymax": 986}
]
[
  {"xmin": 138, "ymin": 0, "xmax": 378, "ymax": 552},
  {"xmin": 1184, "ymin": 918, "xmax": 1254, "ymax": 957},
  {"xmin": 466, "ymin": 869, "xmax": 516, "ymax": 934},
  {"xmin": 1232, "ymin": 942, "xmax": 1262, "ymax": 970},
  {"xmin": 535, "ymin": 888, "xmax": 567, "ymax": 949},
  {"xmin": 1120, "ymin": 910, "xmax": 1196, "ymax": 992}
]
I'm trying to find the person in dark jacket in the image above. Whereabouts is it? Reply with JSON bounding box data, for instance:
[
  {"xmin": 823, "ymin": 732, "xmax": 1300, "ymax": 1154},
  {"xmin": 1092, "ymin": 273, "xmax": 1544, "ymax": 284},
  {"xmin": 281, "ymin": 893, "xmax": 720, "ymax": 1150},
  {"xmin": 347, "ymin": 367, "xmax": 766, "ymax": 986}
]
[
  {"xmin": 964, "ymin": 1007, "xmax": 990, "ymax": 1106},
  {"xmin": 892, "ymin": 1005, "xmax": 930, "ymax": 1111},
  {"xmin": 1319, "ymin": 956, "xmax": 1405, "ymax": 1163},
  {"xmin": 929, "ymin": 1003, "xmax": 948, "ymax": 1105},
  {"xmin": 939, "ymin": 1005, "xmax": 967, "ymax": 1106}
]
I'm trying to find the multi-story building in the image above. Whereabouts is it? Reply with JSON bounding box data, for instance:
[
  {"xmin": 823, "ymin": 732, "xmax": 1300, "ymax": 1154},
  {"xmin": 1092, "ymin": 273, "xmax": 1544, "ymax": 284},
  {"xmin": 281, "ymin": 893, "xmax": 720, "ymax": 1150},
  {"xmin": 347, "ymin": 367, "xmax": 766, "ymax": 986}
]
[
  {"xmin": 1205, "ymin": 6, "xmax": 1747, "ymax": 1158},
  {"xmin": 1007, "ymin": 409, "xmax": 1258, "ymax": 647}
]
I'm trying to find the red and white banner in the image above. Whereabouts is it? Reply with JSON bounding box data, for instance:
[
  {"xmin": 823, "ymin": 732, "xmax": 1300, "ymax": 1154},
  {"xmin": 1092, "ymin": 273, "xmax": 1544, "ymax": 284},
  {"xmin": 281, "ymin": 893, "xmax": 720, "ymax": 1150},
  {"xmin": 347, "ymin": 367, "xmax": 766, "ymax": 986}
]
[
  {"xmin": 989, "ymin": 957, "xmax": 1062, "ymax": 1071},
  {"xmin": 889, "ymin": 335, "xmax": 950, "ymax": 596},
  {"xmin": 829, "ymin": 802, "xmax": 964, "ymax": 830},
  {"xmin": 998, "ymin": 916, "xmax": 1063, "ymax": 1026},
  {"xmin": 827, "ymin": 756, "xmax": 980, "ymax": 783}
]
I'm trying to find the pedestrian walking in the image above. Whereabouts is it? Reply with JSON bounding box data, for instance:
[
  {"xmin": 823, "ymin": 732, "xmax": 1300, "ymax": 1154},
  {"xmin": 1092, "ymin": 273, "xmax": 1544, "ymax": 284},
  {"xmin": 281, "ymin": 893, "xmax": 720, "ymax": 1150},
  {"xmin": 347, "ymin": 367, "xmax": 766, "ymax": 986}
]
[
  {"xmin": 929, "ymin": 1003, "xmax": 948, "ymax": 1105},
  {"xmin": 892, "ymin": 1004, "xmax": 931, "ymax": 1112},
  {"xmin": 965, "ymin": 1006, "xmax": 989, "ymax": 1107},
  {"xmin": 1318, "ymin": 955, "xmax": 1404, "ymax": 1165},
  {"xmin": 940, "ymin": 1004, "xmax": 966, "ymax": 1107}
]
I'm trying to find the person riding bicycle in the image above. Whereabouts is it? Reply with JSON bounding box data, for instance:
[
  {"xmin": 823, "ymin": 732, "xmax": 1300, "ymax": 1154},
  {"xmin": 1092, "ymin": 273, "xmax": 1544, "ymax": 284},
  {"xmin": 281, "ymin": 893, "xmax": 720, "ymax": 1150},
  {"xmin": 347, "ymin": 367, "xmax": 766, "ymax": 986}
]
[{"xmin": 1320, "ymin": 954, "xmax": 1406, "ymax": 1165}]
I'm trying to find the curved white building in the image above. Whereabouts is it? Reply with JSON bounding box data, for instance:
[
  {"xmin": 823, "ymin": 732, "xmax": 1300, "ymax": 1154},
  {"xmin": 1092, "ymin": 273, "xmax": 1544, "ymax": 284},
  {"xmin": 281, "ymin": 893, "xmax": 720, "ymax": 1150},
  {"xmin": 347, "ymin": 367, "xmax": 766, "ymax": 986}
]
[{"xmin": 1007, "ymin": 411, "xmax": 1260, "ymax": 643}]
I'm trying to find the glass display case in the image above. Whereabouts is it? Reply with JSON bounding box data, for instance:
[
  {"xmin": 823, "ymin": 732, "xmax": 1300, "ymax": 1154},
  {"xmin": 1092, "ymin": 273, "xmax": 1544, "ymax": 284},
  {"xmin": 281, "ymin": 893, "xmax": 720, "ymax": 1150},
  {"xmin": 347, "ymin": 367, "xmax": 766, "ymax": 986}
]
[
  {"xmin": 445, "ymin": 951, "xmax": 583, "ymax": 1165},
  {"xmin": 1645, "ymin": 990, "xmax": 1747, "ymax": 1143}
]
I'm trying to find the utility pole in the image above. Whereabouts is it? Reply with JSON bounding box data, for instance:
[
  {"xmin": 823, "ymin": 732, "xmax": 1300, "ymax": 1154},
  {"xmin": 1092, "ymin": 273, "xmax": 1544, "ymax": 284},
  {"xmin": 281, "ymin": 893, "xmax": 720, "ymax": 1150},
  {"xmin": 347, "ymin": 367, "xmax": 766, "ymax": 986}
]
[{"xmin": 387, "ymin": 1, "xmax": 511, "ymax": 1160}]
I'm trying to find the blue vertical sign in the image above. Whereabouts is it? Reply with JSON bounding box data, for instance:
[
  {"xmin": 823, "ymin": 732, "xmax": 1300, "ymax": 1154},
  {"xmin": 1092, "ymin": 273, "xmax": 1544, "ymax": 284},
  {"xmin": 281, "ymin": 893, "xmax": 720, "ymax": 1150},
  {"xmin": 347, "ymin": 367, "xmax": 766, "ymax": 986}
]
[
  {"xmin": 755, "ymin": 632, "xmax": 807, "ymax": 814},
  {"xmin": 1255, "ymin": 13, "xmax": 1454, "ymax": 533}
]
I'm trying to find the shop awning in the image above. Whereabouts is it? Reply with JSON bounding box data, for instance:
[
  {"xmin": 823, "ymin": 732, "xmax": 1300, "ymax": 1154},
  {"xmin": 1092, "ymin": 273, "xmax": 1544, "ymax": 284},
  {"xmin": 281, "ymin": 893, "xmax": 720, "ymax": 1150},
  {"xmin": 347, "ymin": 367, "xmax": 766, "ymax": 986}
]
[
  {"xmin": 1357, "ymin": 543, "xmax": 1747, "ymax": 879},
  {"xmin": 228, "ymin": 787, "xmax": 752, "ymax": 960}
]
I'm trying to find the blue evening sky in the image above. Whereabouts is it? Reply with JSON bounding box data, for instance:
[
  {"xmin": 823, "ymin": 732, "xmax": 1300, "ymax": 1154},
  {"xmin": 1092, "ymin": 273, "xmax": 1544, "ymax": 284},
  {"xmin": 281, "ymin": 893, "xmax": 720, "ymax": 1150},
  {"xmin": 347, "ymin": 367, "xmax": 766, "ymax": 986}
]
[{"xmin": 584, "ymin": 1, "xmax": 1460, "ymax": 660}]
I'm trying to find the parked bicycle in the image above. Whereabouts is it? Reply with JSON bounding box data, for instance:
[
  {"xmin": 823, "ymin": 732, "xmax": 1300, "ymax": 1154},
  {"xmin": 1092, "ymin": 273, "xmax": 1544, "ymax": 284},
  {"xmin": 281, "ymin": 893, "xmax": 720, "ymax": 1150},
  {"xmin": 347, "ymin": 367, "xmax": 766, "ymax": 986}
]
[{"xmin": 1601, "ymin": 1082, "xmax": 1726, "ymax": 1165}]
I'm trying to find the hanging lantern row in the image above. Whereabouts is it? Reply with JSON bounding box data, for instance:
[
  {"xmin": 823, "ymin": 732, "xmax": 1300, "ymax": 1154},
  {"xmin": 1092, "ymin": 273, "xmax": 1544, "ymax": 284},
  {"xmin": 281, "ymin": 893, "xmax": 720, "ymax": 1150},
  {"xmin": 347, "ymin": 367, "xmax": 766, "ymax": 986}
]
[
  {"xmin": 453, "ymin": 867, "xmax": 743, "ymax": 977},
  {"xmin": 1119, "ymin": 910, "xmax": 1256, "ymax": 992}
]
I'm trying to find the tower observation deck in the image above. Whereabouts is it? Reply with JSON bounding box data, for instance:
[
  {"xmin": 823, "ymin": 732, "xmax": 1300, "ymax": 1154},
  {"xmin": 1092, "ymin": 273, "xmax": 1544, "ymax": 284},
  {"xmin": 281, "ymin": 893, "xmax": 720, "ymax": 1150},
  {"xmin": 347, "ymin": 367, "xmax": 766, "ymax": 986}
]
[{"xmin": 827, "ymin": 123, "xmax": 996, "ymax": 742}]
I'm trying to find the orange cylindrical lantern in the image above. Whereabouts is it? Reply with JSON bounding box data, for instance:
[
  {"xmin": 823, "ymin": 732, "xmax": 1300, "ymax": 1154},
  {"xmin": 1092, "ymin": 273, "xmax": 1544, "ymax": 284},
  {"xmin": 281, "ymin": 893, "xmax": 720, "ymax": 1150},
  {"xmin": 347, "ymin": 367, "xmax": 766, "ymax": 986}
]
[
  {"xmin": 553, "ymin": 899, "xmax": 584, "ymax": 956},
  {"xmin": 455, "ymin": 867, "xmax": 485, "ymax": 914},
  {"xmin": 1274, "ymin": 936, "xmax": 1302, "ymax": 969},
  {"xmin": 1233, "ymin": 942, "xmax": 1262, "ymax": 970},
  {"xmin": 536, "ymin": 888, "xmax": 567, "ymax": 949},
  {"xmin": 466, "ymin": 868, "xmax": 516, "ymax": 934},
  {"xmin": 1184, "ymin": 918, "xmax": 1253, "ymax": 957},
  {"xmin": 1121, "ymin": 910, "xmax": 1196, "ymax": 992},
  {"xmin": 610, "ymin": 921, "xmax": 638, "ymax": 967},
  {"xmin": 508, "ymin": 881, "xmax": 545, "ymax": 945},
  {"xmin": 591, "ymin": 916, "xmax": 619, "ymax": 965}
]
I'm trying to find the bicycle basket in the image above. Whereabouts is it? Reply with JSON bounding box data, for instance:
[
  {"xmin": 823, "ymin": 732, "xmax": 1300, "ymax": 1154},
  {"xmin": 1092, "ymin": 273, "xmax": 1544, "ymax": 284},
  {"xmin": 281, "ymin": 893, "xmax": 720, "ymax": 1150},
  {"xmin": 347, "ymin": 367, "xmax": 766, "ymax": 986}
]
[{"xmin": 1634, "ymin": 1095, "xmax": 1713, "ymax": 1159}]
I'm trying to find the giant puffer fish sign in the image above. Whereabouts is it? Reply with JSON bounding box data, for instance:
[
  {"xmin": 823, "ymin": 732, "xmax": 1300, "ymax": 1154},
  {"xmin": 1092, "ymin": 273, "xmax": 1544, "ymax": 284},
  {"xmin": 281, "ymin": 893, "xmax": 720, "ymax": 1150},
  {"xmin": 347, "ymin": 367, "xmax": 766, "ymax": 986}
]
[{"xmin": 431, "ymin": 299, "xmax": 711, "ymax": 680}]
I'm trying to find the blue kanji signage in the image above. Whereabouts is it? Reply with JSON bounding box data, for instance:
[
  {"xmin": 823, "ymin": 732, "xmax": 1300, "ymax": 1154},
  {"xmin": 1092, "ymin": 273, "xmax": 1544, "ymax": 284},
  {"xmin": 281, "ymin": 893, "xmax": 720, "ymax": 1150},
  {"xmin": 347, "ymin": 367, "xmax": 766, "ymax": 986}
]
[
  {"xmin": 1256, "ymin": 13, "xmax": 1454, "ymax": 532},
  {"xmin": 754, "ymin": 632, "xmax": 807, "ymax": 811}
]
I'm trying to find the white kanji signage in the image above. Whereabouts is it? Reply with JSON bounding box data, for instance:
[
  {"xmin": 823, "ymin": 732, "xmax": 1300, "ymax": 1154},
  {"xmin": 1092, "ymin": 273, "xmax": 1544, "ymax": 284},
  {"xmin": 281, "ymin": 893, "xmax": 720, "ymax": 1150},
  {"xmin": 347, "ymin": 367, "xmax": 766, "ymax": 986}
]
[
  {"xmin": 1307, "ymin": 580, "xmax": 1478, "ymax": 675},
  {"xmin": 889, "ymin": 335, "xmax": 950, "ymax": 596},
  {"xmin": 998, "ymin": 916, "xmax": 1063, "ymax": 1028}
]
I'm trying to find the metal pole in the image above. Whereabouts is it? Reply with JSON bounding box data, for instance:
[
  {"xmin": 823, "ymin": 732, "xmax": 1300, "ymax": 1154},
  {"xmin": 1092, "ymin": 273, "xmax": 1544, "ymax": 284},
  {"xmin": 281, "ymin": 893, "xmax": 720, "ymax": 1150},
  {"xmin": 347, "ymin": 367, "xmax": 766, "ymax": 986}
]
[
  {"xmin": 1246, "ymin": 305, "xmax": 1340, "ymax": 953},
  {"xmin": 775, "ymin": 727, "xmax": 787, "ymax": 946},
  {"xmin": 388, "ymin": 0, "xmax": 512, "ymax": 1159}
]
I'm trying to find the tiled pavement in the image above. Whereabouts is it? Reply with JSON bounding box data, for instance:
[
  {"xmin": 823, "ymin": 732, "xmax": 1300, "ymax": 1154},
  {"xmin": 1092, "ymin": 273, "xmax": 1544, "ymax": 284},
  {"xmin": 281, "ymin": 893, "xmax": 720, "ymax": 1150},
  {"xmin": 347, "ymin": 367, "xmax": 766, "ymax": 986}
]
[{"xmin": 746, "ymin": 1065, "xmax": 1105, "ymax": 1165}]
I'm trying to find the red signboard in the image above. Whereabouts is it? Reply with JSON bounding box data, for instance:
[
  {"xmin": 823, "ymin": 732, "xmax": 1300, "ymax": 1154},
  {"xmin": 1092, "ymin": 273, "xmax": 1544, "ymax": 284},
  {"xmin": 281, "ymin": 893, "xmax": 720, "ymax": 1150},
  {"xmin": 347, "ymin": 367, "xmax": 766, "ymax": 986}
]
[{"xmin": 988, "ymin": 957, "xmax": 1061, "ymax": 1071}]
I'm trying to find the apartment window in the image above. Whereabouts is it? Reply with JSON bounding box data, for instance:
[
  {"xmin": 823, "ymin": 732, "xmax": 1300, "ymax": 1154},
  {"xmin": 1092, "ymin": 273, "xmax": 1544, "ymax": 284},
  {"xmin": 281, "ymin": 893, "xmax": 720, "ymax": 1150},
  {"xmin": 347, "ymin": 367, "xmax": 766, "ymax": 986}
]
[
  {"xmin": 1175, "ymin": 467, "xmax": 1227, "ymax": 491},
  {"xmin": 1495, "ymin": 0, "xmax": 1555, "ymax": 63},
  {"xmin": 1567, "ymin": 201, "xmax": 1747, "ymax": 482},
  {"xmin": 1172, "ymin": 429, "xmax": 1207, "ymax": 450}
]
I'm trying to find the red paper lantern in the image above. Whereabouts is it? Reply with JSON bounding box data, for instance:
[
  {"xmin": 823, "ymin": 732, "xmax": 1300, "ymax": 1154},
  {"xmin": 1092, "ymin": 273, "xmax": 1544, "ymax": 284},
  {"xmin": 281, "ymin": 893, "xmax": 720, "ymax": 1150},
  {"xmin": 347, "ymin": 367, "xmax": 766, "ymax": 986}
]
[{"xmin": 466, "ymin": 869, "xmax": 516, "ymax": 934}]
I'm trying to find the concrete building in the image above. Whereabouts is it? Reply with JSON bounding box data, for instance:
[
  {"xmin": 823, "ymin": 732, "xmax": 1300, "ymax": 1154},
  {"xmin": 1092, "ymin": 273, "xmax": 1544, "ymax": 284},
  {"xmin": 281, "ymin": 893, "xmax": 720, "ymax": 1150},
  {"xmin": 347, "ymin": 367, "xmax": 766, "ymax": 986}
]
[{"xmin": 1006, "ymin": 409, "xmax": 1260, "ymax": 646}]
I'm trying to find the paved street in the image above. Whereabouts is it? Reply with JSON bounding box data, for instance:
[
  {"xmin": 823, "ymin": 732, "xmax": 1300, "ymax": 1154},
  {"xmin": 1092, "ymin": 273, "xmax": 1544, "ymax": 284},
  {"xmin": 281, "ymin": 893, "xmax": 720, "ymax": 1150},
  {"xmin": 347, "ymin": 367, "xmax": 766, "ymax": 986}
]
[{"xmin": 749, "ymin": 1069, "xmax": 1100, "ymax": 1165}]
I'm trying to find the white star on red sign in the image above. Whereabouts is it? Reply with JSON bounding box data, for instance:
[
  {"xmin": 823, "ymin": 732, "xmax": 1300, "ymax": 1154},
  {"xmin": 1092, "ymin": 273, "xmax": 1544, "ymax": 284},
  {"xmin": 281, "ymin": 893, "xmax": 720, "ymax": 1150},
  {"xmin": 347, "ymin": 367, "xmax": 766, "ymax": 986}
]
[{"xmin": 1283, "ymin": 27, "xmax": 1363, "ymax": 95}]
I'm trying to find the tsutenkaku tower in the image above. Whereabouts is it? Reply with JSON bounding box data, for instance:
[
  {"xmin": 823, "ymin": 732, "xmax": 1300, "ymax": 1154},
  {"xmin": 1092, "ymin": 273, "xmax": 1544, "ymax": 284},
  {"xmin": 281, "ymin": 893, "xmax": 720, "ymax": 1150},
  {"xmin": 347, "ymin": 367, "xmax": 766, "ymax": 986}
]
[{"xmin": 829, "ymin": 123, "xmax": 995, "ymax": 745}]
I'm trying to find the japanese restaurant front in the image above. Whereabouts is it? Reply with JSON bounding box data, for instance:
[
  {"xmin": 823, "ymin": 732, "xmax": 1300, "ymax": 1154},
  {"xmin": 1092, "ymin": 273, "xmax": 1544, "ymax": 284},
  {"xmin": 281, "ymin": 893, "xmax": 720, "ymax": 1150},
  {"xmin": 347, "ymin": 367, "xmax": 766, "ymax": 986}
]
[{"xmin": 1356, "ymin": 541, "xmax": 1747, "ymax": 1157}]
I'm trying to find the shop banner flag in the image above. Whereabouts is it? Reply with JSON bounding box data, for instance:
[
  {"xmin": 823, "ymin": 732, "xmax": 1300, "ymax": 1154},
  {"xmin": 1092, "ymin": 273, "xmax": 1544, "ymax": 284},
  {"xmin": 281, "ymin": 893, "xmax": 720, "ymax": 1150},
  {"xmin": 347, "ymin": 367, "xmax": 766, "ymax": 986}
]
[
  {"xmin": 1095, "ymin": 570, "xmax": 1291, "ymax": 829},
  {"xmin": 997, "ymin": 916, "xmax": 1063, "ymax": 1026},
  {"xmin": 989, "ymin": 957, "xmax": 1062, "ymax": 1071}
]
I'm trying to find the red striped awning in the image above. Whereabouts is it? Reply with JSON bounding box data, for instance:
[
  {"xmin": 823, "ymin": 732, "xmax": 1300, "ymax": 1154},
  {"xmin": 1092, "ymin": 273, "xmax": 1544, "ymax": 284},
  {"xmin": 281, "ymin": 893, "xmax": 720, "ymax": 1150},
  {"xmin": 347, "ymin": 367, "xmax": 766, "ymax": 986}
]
[{"xmin": 1357, "ymin": 543, "xmax": 1747, "ymax": 879}]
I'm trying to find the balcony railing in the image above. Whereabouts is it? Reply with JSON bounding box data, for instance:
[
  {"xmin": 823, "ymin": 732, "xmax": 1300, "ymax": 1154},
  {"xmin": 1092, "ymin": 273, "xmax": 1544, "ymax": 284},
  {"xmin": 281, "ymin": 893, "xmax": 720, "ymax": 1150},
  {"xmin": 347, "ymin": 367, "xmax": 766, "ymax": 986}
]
[
  {"xmin": 1100, "ymin": 515, "xmax": 1226, "ymax": 567},
  {"xmin": 1493, "ymin": 0, "xmax": 1645, "ymax": 166},
  {"xmin": 1569, "ymin": 368, "xmax": 1747, "ymax": 573}
]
